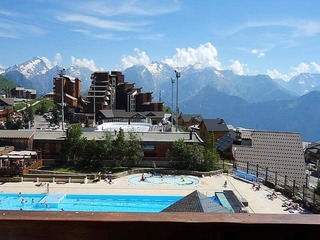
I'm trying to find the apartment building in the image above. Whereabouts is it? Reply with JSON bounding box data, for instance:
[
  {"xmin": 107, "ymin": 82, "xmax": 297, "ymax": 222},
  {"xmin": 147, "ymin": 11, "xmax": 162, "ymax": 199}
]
[
  {"xmin": 232, "ymin": 129, "xmax": 306, "ymax": 186},
  {"xmin": 11, "ymin": 87, "xmax": 37, "ymax": 99},
  {"xmin": 86, "ymin": 71, "xmax": 163, "ymax": 118}
]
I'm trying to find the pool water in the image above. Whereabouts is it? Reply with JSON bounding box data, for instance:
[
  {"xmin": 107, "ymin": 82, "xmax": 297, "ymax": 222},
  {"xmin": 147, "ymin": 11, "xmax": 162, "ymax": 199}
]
[
  {"xmin": 128, "ymin": 174, "xmax": 199, "ymax": 186},
  {"xmin": 0, "ymin": 193, "xmax": 222, "ymax": 212},
  {"xmin": 0, "ymin": 193, "xmax": 183, "ymax": 212}
]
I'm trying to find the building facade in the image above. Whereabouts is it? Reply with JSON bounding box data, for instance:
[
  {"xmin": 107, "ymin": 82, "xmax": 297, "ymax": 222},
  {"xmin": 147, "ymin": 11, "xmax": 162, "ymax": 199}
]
[
  {"xmin": 53, "ymin": 74, "xmax": 82, "ymax": 122},
  {"xmin": 232, "ymin": 130, "xmax": 306, "ymax": 186},
  {"xmin": 86, "ymin": 71, "xmax": 163, "ymax": 120},
  {"xmin": 10, "ymin": 87, "xmax": 37, "ymax": 99},
  {"xmin": 198, "ymin": 118, "xmax": 229, "ymax": 141},
  {"xmin": 0, "ymin": 98, "xmax": 14, "ymax": 122}
]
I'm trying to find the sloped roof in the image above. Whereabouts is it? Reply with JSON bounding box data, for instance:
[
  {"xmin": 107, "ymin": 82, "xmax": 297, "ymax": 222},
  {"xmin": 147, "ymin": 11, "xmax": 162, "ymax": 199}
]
[
  {"xmin": 161, "ymin": 190, "xmax": 227, "ymax": 213},
  {"xmin": 217, "ymin": 135, "xmax": 234, "ymax": 152},
  {"xmin": 180, "ymin": 114, "xmax": 203, "ymax": 122},
  {"xmin": 201, "ymin": 119, "xmax": 229, "ymax": 132},
  {"xmin": 99, "ymin": 110, "xmax": 164, "ymax": 119},
  {"xmin": 0, "ymin": 98, "xmax": 14, "ymax": 106},
  {"xmin": 0, "ymin": 130, "xmax": 35, "ymax": 139}
]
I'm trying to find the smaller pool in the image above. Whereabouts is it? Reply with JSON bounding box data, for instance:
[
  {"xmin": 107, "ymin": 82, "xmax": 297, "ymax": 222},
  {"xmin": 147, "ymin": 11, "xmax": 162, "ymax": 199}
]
[{"xmin": 129, "ymin": 174, "xmax": 199, "ymax": 186}]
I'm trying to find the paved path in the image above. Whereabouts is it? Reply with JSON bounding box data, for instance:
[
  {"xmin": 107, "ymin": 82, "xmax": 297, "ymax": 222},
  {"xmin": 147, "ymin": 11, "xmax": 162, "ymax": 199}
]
[{"xmin": 0, "ymin": 173, "xmax": 303, "ymax": 214}]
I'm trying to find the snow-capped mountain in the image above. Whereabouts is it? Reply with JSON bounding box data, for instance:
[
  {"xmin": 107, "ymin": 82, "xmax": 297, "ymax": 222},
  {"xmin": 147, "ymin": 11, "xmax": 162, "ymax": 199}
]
[
  {"xmin": 2, "ymin": 58, "xmax": 93, "ymax": 96},
  {"xmin": 2, "ymin": 56, "xmax": 320, "ymax": 141},
  {"xmin": 124, "ymin": 63, "xmax": 295, "ymax": 104},
  {"xmin": 5, "ymin": 57, "xmax": 50, "ymax": 79},
  {"xmin": 275, "ymin": 73, "xmax": 320, "ymax": 95}
]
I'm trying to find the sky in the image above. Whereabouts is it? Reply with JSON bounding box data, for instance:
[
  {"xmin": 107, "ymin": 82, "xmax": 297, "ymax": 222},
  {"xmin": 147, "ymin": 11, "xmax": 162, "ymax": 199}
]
[{"xmin": 1, "ymin": 0, "xmax": 320, "ymax": 81}]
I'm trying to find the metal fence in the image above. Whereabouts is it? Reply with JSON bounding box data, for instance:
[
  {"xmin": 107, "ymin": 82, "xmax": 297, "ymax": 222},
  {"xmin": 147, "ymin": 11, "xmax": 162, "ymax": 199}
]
[{"xmin": 234, "ymin": 161, "xmax": 320, "ymax": 212}]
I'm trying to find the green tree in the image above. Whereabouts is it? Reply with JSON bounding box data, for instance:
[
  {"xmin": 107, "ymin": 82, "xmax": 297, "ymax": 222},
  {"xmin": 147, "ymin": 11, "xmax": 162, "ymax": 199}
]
[
  {"xmin": 167, "ymin": 139, "xmax": 192, "ymax": 170},
  {"xmin": 201, "ymin": 133, "xmax": 221, "ymax": 171},
  {"xmin": 62, "ymin": 125, "xmax": 84, "ymax": 166},
  {"xmin": 315, "ymin": 180, "xmax": 320, "ymax": 196},
  {"xmin": 112, "ymin": 129, "xmax": 128, "ymax": 166},
  {"xmin": 167, "ymin": 134, "xmax": 220, "ymax": 171},
  {"xmin": 99, "ymin": 131, "xmax": 113, "ymax": 160},
  {"xmin": 125, "ymin": 132, "xmax": 144, "ymax": 167},
  {"xmin": 5, "ymin": 114, "xmax": 18, "ymax": 130}
]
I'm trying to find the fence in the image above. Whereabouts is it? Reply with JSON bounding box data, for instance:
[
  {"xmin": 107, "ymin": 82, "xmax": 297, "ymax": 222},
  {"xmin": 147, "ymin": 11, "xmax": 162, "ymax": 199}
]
[{"xmin": 234, "ymin": 161, "xmax": 320, "ymax": 212}]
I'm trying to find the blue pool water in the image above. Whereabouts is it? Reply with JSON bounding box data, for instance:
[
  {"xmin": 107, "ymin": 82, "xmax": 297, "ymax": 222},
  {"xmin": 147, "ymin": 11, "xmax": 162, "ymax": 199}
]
[
  {"xmin": 129, "ymin": 174, "xmax": 199, "ymax": 186},
  {"xmin": 0, "ymin": 193, "xmax": 184, "ymax": 212},
  {"xmin": 0, "ymin": 193, "xmax": 221, "ymax": 212}
]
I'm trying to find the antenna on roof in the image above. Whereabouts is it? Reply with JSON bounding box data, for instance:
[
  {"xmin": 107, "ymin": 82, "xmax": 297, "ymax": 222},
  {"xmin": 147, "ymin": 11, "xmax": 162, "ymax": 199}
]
[{"xmin": 58, "ymin": 68, "xmax": 66, "ymax": 77}]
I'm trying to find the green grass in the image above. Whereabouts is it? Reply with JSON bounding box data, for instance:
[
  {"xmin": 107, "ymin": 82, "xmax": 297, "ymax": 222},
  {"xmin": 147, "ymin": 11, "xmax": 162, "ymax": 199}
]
[{"xmin": 0, "ymin": 75, "xmax": 18, "ymax": 94}]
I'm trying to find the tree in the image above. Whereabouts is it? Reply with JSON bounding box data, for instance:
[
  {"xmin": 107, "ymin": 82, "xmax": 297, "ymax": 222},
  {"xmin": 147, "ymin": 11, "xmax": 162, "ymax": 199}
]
[
  {"xmin": 62, "ymin": 125, "xmax": 84, "ymax": 166},
  {"xmin": 125, "ymin": 132, "xmax": 144, "ymax": 167},
  {"xmin": 201, "ymin": 133, "xmax": 221, "ymax": 171},
  {"xmin": 99, "ymin": 131, "xmax": 113, "ymax": 160},
  {"xmin": 315, "ymin": 180, "xmax": 320, "ymax": 196},
  {"xmin": 167, "ymin": 134, "xmax": 220, "ymax": 171},
  {"xmin": 112, "ymin": 129, "xmax": 128, "ymax": 166},
  {"xmin": 167, "ymin": 139, "xmax": 193, "ymax": 170},
  {"xmin": 5, "ymin": 114, "xmax": 19, "ymax": 130}
]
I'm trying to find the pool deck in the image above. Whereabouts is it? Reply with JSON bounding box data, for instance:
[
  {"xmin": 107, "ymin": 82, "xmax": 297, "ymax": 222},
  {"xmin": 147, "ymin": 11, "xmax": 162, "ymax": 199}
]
[{"xmin": 0, "ymin": 173, "xmax": 307, "ymax": 214}]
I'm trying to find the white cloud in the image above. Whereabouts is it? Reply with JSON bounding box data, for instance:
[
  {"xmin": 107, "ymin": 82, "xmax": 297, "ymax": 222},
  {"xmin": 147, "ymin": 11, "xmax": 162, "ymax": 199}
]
[
  {"xmin": 57, "ymin": 14, "xmax": 147, "ymax": 32},
  {"xmin": 266, "ymin": 69, "xmax": 290, "ymax": 81},
  {"xmin": 251, "ymin": 49, "xmax": 265, "ymax": 58},
  {"xmin": 71, "ymin": 56, "xmax": 100, "ymax": 71},
  {"xmin": 120, "ymin": 48, "xmax": 151, "ymax": 69},
  {"xmin": 163, "ymin": 42, "xmax": 222, "ymax": 69},
  {"xmin": 54, "ymin": 53, "xmax": 62, "ymax": 66},
  {"xmin": 40, "ymin": 53, "xmax": 62, "ymax": 69},
  {"xmin": 267, "ymin": 62, "xmax": 320, "ymax": 82},
  {"xmin": 291, "ymin": 62, "xmax": 310, "ymax": 75},
  {"xmin": 311, "ymin": 62, "xmax": 320, "ymax": 73},
  {"xmin": 229, "ymin": 60, "xmax": 245, "ymax": 75},
  {"xmin": 79, "ymin": 0, "xmax": 181, "ymax": 17}
]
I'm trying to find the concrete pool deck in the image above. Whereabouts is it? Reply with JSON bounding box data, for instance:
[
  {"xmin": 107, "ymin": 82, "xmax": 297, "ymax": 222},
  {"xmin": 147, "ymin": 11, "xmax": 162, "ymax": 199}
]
[{"xmin": 0, "ymin": 173, "xmax": 305, "ymax": 214}]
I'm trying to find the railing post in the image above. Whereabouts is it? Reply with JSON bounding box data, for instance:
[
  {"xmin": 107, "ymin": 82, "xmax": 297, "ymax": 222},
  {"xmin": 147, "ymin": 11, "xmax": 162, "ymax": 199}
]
[
  {"xmin": 265, "ymin": 167, "xmax": 268, "ymax": 183},
  {"xmin": 256, "ymin": 164, "xmax": 259, "ymax": 178},
  {"xmin": 293, "ymin": 180, "xmax": 296, "ymax": 197},
  {"xmin": 246, "ymin": 162, "xmax": 249, "ymax": 174},
  {"xmin": 302, "ymin": 185, "xmax": 305, "ymax": 202},
  {"xmin": 284, "ymin": 175, "xmax": 287, "ymax": 189},
  {"xmin": 275, "ymin": 171, "xmax": 278, "ymax": 186}
]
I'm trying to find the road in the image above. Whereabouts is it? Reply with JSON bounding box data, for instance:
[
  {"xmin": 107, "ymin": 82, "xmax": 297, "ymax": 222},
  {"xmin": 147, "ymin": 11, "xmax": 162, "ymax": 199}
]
[{"xmin": 32, "ymin": 114, "xmax": 50, "ymax": 130}]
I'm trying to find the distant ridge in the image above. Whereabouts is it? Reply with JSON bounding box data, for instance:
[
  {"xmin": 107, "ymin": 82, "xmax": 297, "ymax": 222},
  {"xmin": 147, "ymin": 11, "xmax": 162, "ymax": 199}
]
[{"xmin": 2, "ymin": 57, "xmax": 320, "ymax": 141}]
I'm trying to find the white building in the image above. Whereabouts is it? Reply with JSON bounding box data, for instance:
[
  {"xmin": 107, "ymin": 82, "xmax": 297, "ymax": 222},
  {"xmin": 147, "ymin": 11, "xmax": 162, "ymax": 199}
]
[{"xmin": 232, "ymin": 129, "xmax": 306, "ymax": 186}]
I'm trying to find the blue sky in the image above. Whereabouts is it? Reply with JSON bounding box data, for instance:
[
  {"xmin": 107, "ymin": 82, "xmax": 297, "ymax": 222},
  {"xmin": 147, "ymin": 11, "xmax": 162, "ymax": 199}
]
[{"xmin": 1, "ymin": 0, "xmax": 320, "ymax": 81}]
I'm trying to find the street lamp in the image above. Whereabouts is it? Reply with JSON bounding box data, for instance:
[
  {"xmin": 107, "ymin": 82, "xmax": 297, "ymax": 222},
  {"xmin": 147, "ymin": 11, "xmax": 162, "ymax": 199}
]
[
  {"xmin": 233, "ymin": 147, "xmax": 237, "ymax": 169},
  {"xmin": 91, "ymin": 74, "xmax": 96, "ymax": 127},
  {"xmin": 174, "ymin": 70, "xmax": 180, "ymax": 132},
  {"xmin": 170, "ymin": 77, "xmax": 175, "ymax": 131},
  {"xmin": 59, "ymin": 68, "xmax": 66, "ymax": 132}
]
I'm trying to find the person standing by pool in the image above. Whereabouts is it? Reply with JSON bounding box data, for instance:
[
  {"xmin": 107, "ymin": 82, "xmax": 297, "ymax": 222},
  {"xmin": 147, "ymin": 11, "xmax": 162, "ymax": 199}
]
[
  {"xmin": 141, "ymin": 173, "xmax": 146, "ymax": 181},
  {"xmin": 223, "ymin": 180, "xmax": 227, "ymax": 188},
  {"xmin": 46, "ymin": 183, "xmax": 50, "ymax": 194}
]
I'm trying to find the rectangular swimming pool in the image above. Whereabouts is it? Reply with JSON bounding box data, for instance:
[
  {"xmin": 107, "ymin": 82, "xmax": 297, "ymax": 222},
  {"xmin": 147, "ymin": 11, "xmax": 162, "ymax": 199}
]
[{"xmin": 0, "ymin": 193, "xmax": 183, "ymax": 212}]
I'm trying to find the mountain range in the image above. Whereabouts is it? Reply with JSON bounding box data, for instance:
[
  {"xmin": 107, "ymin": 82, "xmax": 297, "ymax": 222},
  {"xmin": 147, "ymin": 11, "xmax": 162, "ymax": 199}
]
[{"xmin": 1, "ymin": 57, "xmax": 320, "ymax": 142}]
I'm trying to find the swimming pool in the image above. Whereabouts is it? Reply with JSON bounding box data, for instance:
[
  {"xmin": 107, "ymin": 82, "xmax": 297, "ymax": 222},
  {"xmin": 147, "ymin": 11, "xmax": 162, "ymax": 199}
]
[
  {"xmin": 0, "ymin": 193, "xmax": 182, "ymax": 212},
  {"xmin": 0, "ymin": 193, "xmax": 220, "ymax": 212},
  {"xmin": 128, "ymin": 174, "xmax": 199, "ymax": 186}
]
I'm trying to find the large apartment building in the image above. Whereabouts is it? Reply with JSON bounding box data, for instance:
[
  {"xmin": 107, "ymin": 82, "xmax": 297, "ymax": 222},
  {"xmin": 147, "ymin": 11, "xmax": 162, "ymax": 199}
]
[
  {"xmin": 86, "ymin": 71, "xmax": 163, "ymax": 118},
  {"xmin": 232, "ymin": 129, "xmax": 306, "ymax": 186},
  {"xmin": 53, "ymin": 74, "xmax": 82, "ymax": 122}
]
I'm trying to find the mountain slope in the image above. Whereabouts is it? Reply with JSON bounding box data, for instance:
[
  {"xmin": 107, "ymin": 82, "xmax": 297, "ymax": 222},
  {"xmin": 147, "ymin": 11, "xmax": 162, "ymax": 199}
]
[
  {"xmin": 0, "ymin": 75, "xmax": 19, "ymax": 92},
  {"xmin": 181, "ymin": 88, "xmax": 320, "ymax": 141},
  {"xmin": 276, "ymin": 73, "xmax": 320, "ymax": 95}
]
